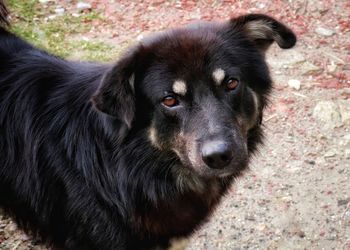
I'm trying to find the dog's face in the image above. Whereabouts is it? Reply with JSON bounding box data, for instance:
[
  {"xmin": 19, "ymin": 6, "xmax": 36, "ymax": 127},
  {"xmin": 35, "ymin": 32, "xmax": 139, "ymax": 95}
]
[{"xmin": 93, "ymin": 14, "xmax": 296, "ymax": 178}]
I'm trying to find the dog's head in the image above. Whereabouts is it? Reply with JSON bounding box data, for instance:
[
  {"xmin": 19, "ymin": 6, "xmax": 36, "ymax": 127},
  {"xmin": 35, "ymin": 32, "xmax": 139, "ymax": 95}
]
[{"xmin": 92, "ymin": 14, "xmax": 296, "ymax": 178}]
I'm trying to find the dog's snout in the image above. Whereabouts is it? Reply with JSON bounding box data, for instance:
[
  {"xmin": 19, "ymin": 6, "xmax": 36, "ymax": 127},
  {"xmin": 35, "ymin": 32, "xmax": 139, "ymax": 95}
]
[{"xmin": 201, "ymin": 141, "xmax": 233, "ymax": 169}]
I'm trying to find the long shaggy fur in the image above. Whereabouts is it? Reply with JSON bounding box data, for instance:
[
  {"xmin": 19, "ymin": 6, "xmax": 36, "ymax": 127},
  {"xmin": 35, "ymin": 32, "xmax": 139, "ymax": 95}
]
[{"xmin": 0, "ymin": 1, "xmax": 296, "ymax": 249}]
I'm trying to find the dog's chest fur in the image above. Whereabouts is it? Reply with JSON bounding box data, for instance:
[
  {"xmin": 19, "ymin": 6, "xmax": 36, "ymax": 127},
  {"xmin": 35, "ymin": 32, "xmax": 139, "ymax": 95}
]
[{"xmin": 132, "ymin": 178, "xmax": 230, "ymax": 238}]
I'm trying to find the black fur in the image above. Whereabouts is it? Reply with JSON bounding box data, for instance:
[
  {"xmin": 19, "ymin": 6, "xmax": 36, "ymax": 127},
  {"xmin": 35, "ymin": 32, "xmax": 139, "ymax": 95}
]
[{"xmin": 0, "ymin": 1, "xmax": 296, "ymax": 249}]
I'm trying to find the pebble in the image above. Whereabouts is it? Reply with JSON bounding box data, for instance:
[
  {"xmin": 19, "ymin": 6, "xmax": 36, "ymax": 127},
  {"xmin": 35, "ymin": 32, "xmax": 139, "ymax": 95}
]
[
  {"xmin": 327, "ymin": 62, "xmax": 337, "ymax": 73},
  {"xmin": 47, "ymin": 15, "xmax": 57, "ymax": 20},
  {"xmin": 315, "ymin": 27, "xmax": 335, "ymax": 37},
  {"xmin": 324, "ymin": 150, "xmax": 336, "ymax": 158},
  {"xmin": 337, "ymin": 198, "xmax": 350, "ymax": 206},
  {"xmin": 54, "ymin": 8, "xmax": 65, "ymax": 15},
  {"xmin": 288, "ymin": 79, "xmax": 301, "ymax": 90},
  {"xmin": 137, "ymin": 34, "xmax": 144, "ymax": 41},
  {"xmin": 312, "ymin": 101, "xmax": 341, "ymax": 124},
  {"xmin": 77, "ymin": 2, "xmax": 92, "ymax": 11}
]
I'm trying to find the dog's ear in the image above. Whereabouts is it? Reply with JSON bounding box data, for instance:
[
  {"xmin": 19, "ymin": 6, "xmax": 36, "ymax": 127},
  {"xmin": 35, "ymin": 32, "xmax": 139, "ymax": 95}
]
[
  {"xmin": 92, "ymin": 49, "xmax": 138, "ymax": 128},
  {"xmin": 229, "ymin": 14, "xmax": 296, "ymax": 51}
]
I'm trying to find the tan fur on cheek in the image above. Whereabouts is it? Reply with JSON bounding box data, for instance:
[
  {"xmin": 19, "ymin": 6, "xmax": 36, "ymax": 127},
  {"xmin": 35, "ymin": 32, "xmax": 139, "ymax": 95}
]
[
  {"xmin": 237, "ymin": 88, "xmax": 261, "ymax": 133},
  {"xmin": 173, "ymin": 166, "xmax": 204, "ymax": 193},
  {"xmin": 171, "ymin": 132, "xmax": 205, "ymax": 193},
  {"xmin": 247, "ymin": 87, "xmax": 260, "ymax": 129},
  {"xmin": 168, "ymin": 238, "xmax": 189, "ymax": 250},
  {"xmin": 148, "ymin": 126, "xmax": 161, "ymax": 149}
]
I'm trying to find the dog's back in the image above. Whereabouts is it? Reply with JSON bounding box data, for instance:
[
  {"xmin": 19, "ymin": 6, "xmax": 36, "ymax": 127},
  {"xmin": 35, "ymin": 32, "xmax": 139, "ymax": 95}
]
[{"xmin": 0, "ymin": 9, "xmax": 121, "ymax": 248}]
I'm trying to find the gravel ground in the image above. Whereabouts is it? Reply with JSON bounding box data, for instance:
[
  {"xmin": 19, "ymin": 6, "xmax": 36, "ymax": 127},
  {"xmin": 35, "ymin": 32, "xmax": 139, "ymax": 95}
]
[{"xmin": 0, "ymin": 0, "xmax": 349, "ymax": 249}]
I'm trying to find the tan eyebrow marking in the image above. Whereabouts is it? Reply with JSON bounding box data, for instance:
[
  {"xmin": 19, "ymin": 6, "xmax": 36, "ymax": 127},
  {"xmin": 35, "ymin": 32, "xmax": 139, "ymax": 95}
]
[
  {"xmin": 172, "ymin": 80, "xmax": 187, "ymax": 96},
  {"xmin": 212, "ymin": 68, "xmax": 225, "ymax": 86}
]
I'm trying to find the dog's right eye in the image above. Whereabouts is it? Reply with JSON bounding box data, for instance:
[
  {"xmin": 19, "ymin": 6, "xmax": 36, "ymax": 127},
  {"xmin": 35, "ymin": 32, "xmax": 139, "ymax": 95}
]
[
  {"xmin": 162, "ymin": 95, "xmax": 179, "ymax": 107},
  {"xmin": 226, "ymin": 78, "xmax": 240, "ymax": 91}
]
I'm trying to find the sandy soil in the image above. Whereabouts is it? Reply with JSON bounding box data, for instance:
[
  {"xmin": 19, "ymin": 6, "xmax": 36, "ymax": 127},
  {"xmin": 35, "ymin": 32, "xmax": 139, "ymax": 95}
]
[{"xmin": 0, "ymin": 0, "xmax": 349, "ymax": 249}]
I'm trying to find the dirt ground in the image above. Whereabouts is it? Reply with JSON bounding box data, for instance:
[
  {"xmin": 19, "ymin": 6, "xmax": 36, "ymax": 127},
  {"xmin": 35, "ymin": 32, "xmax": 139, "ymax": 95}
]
[{"xmin": 0, "ymin": 0, "xmax": 349, "ymax": 249}]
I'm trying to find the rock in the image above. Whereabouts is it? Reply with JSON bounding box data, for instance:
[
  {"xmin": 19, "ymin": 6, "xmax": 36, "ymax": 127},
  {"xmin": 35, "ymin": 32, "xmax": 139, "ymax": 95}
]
[
  {"xmin": 77, "ymin": 2, "xmax": 92, "ymax": 11},
  {"xmin": 245, "ymin": 214, "xmax": 255, "ymax": 221},
  {"xmin": 288, "ymin": 79, "xmax": 301, "ymax": 90},
  {"xmin": 54, "ymin": 8, "xmax": 65, "ymax": 15},
  {"xmin": 47, "ymin": 15, "xmax": 57, "ymax": 20},
  {"xmin": 327, "ymin": 62, "xmax": 337, "ymax": 73},
  {"xmin": 324, "ymin": 150, "xmax": 336, "ymax": 158},
  {"xmin": 256, "ymin": 3, "xmax": 266, "ymax": 9},
  {"xmin": 312, "ymin": 101, "xmax": 341, "ymax": 126},
  {"xmin": 136, "ymin": 34, "xmax": 144, "ymax": 41},
  {"xmin": 39, "ymin": 0, "xmax": 49, "ymax": 3},
  {"xmin": 337, "ymin": 198, "xmax": 350, "ymax": 206},
  {"xmin": 315, "ymin": 27, "xmax": 335, "ymax": 37}
]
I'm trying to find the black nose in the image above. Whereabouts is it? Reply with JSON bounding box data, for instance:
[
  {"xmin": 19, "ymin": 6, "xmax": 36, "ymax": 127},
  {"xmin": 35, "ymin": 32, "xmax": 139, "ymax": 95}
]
[{"xmin": 201, "ymin": 141, "xmax": 233, "ymax": 169}]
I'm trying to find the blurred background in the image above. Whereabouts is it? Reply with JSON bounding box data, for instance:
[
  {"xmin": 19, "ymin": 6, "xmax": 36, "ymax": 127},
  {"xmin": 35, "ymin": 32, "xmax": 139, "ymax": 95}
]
[{"xmin": 0, "ymin": 0, "xmax": 349, "ymax": 249}]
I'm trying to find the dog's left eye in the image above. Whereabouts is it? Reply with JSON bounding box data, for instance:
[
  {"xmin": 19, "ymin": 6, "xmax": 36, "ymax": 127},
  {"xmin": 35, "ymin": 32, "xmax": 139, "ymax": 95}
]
[
  {"xmin": 226, "ymin": 78, "xmax": 239, "ymax": 91},
  {"xmin": 162, "ymin": 95, "xmax": 179, "ymax": 107}
]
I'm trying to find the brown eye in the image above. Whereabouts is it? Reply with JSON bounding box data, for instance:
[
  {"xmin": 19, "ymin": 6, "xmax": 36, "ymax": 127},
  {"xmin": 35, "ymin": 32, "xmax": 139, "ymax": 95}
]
[
  {"xmin": 226, "ymin": 78, "xmax": 239, "ymax": 91},
  {"xmin": 162, "ymin": 95, "xmax": 178, "ymax": 107}
]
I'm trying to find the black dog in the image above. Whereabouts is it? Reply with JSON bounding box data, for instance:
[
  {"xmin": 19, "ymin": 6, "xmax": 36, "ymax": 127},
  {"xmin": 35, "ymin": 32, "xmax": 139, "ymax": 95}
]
[{"xmin": 0, "ymin": 1, "xmax": 296, "ymax": 249}]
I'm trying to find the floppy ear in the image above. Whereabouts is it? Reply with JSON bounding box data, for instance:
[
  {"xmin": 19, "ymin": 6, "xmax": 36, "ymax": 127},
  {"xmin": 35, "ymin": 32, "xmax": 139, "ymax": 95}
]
[
  {"xmin": 92, "ymin": 49, "xmax": 138, "ymax": 128},
  {"xmin": 230, "ymin": 14, "xmax": 296, "ymax": 51}
]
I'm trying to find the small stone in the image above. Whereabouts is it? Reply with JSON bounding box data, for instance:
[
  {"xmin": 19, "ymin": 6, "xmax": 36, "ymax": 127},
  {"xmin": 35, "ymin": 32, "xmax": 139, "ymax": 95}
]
[
  {"xmin": 312, "ymin": 101, "xmax": 341, "ymax": 125},
  {"xmin": 257, "ymin": 223, "xmax": 267, "ymax": 231},
  {"xmin": 324, "ymin": 150, "xmax": 336, "ymax": 158},
  {"xmin": 47, "ymin": 15, "xmax": 57, "ymax": 20},
  {"xmin": 305, "ymin": 160, "xmax": 316, "ymax": 165},
  {"xmin": 295, "ymin": 229, "xmax": 306, "ymax": 238},
  {"xmin": 288, "ymin": 79, "xmax": 301, "ymax": 90},
  {"xmin": 136, "ymin": 34, "xmax": 144, "ymax": 41},
  {"xmin": 315, "ymin": 27, "xmax": 335, "ymax": 37},
  {"xmin": 245, "ymin": 214, "xmax": 255, "ymax": 221},
  {"xmin": 337, "ymin": 198, "xmax": 350, "ymax": 206},
  {"xmin": 281, "ymin": 196, "xmax": 292, "ymax": 202},
  {"xmin": 256, "ymin": 3, "xmax": 266, "ymax": 9},
  {"xmin": 39, "ymin": 0, "xmax": 49, "ymax": 3},
  {"xmin": 77, "ymin": 2, "xmax": 92, "ymax": 11},
  {"xmin": 327, "ymin": 62, "xmax": 337, "ymax": 73},
  {"xmin": 54, "ymin": 8, "xmax": 65, "ymax": 15}
]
